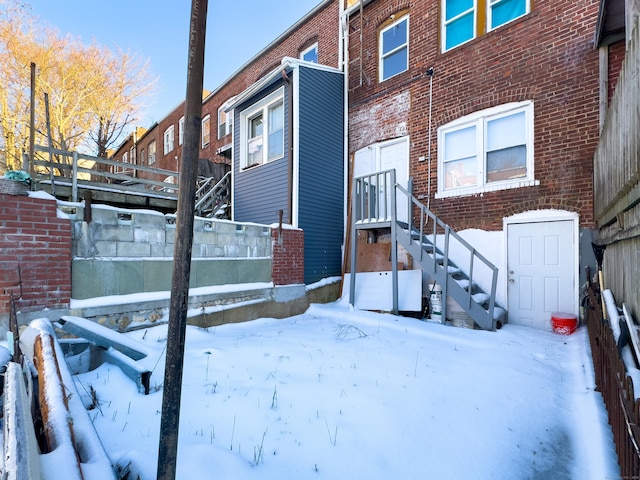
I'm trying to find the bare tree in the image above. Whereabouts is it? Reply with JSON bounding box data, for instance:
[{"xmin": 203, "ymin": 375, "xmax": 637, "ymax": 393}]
[{"xmin": 0, "ymin": 0, "xmax": 156, "ymax": 173}]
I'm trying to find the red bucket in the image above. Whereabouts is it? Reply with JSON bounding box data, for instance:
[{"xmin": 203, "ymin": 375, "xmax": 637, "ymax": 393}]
[{"xmin": 551, "ymin": 313, "xmax": 578, "ymax": 335}]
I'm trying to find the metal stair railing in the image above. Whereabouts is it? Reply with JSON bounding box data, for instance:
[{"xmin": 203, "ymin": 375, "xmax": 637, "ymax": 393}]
[
  {"xmin": 395, "ymin": 183, "xmax": 502, "ymax": 330},
  {"xmin": 349, "ymin": 169, "xmax": 504, "ymax": 330},
  {"xmin": 195, "ymin": 171, "xmax": 231, "ymax": 218}
]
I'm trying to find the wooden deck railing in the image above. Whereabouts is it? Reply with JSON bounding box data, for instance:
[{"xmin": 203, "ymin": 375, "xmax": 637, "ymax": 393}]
[{"xmin": 30, "ymin": 145, "xmax": 180, "ymax": 202}]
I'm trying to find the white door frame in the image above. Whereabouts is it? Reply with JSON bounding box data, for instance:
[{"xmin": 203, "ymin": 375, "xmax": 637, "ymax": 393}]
[{"xmin": 503, "ymin": 210, "xmax": 580, "ymax": 322}]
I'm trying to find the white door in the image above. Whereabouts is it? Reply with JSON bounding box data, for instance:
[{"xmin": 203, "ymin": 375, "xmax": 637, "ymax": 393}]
[
  {"xmin": 353, "ymin": 137, "xmax": 409, "ymax": 223},
  {"xmin": 379, "ymin": 140, "xmax": 409, "ymax": 223},
  {"xmin": 507, "ymin": 220, "xmax": 574, "ymax": 330}
]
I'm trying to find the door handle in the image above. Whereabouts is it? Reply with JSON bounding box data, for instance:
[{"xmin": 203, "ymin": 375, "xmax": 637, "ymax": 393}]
[{"xmin": 508, "ymin": 279, "xmax": 515, "ymax": 283}]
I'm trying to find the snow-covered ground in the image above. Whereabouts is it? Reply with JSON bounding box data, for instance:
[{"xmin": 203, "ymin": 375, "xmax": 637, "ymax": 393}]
[{"xmin": 71, "ymin": 297, "xmax": 620, "ymax": 479}]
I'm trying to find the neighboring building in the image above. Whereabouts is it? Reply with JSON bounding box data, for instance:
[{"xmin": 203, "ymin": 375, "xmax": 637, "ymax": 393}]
[
  {"xmin": 111, "ymin": 0, "xmax": 343, "ymax": 283},
  {"xmin": 105, "ymin": 126, "xmax": 147, "ymax": 179},
  {"xmin": 227, "ymin": 59, "xmax": 344, "ymax": 284}
]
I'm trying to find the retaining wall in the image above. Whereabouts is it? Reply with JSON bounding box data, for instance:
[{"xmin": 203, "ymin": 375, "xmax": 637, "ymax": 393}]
[
  {"xmin": 1, "ymin": 194, "xmax": 309, "ymax": 332},
  {"xmin": 64, "ymin": 203, "xmax": 274, "ymax": 299}
]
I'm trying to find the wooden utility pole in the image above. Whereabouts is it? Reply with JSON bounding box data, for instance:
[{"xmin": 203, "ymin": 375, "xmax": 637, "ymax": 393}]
[{"xmin": 156, "ymin": 1, "xmax": 208, "ymax": 479}]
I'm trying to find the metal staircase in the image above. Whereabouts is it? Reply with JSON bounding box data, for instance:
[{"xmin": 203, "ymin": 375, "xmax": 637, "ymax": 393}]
[
  {"xmin": 349, "ymin": 169, "xmax": 506, "ymax": 331},
  {"xmin": 194, "ymin": 171, "xmax": 231, "ymax": 219}
]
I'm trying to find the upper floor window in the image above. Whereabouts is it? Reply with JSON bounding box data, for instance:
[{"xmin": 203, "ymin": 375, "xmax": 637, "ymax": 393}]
[
  {"xmin": 240, "ymin": 87, "xmax": 285, "ymax": 170},
  {"xmin": 300, "ymin": 43, "xmax": 318, "ymax": 63},
  {"xmin": 179, "ymin": 116, "xmax": 184, "ymax": 145},
  {"xmin": 148, "ymin": 140, "xmax": 156, "ymax": 165},
  {"xmin": 437, "ymin": 101, "xmax": 535, "ymax": 198},
  {"xmin": 202, "ymin": 115, "xmax": 211, "ymax": 147},
  {"xmin": 442, "ymin": 0, "xmax": 529, "ymax": 52},
  {"xmin": 379, "ymin": 15, "xmax": 409, "ymax": 82},
  {"xmin": 122, "ymin": 151, "xmax": 128, "ymax": 163},
  {"xmin": 218, "ymin": 106, "xmax": 232, "ymax": 139},
  {"xmin": 129, "ymin": 146, "xmax": 135, "ymax": 164},
  {"xmin": 164, "ymin": 125, "xmax": 175, "ymax": 154},
  {"xmin": 140, "ymin": 148, "xmax": 146, "ymax": 166}
]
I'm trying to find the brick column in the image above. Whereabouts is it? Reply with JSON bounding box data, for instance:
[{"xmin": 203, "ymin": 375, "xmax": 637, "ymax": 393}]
[
  {"xmin": 0, "ymin": 193, "xmax": 72, "ymax": 315},
  {"xmin": 271, "ymin": 227, "xmax": 304, "ymax": 285}
]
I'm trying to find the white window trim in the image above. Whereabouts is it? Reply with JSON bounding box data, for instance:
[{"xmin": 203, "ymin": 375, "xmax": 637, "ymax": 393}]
[
  {"xmin": 379, "ymin": 15, "xmax": 409, "ymax": 82},
  {"xmin": 179, "ymin": 116, "xmax": 184, "ymax": 145},
  {"xmin": 148, "ymin": 140, "xmax": 156, "ymax": 165},
  {"xmin": 441, "ymin": 0, "xmax": 530, "ymax": 53},
  {"xmin": 239, "ymin": 87, "xmax": 285, "ymax": 170},
  {"xmin": 218, "ymin": 105, "xmax": 233, "ymax": 139},
  {"xmin": 436, "ymin": 101, "xmax": 538, "ymax": 199},
  {"xmin": 202, "ymin": 114, "xmax": 211, "ymax": 147},
  {"xmin": 163, "ymin": 125, "xmax": 175, "ymax": 154},
  {"xmin": 300, "ymin": 43, "xmax": 318, "ymax": 63}
]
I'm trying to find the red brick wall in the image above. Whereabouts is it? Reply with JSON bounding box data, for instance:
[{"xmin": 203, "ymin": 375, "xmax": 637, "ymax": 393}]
[
  {"xmin": 271, "ymin": 228, "xmax": 305, "ymax": 285},
  {"xmin": 0, "ymin": 194, "xmax": 72, "ymax": 315},
  {"xmin": 348, "ymin": 0, "xmax": 601, "ymax": 231},
  {"xmin": 608, "ymin": 39, "xmax": 626, "ymax": 102}
]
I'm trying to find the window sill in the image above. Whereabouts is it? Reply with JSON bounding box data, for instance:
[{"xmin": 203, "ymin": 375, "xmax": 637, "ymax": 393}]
[{"xmin": 435, "ymin": 179, "xmax": 540, "ymax": 199}]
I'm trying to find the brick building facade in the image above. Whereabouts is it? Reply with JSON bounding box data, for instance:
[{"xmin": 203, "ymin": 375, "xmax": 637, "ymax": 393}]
[
  {"xmin": 112, "ymin": 0, "xmax": 340, "ymax": 186},
  {"xmin": 346, "ymin": 0, "xmax": 601, "ymax": 231}
]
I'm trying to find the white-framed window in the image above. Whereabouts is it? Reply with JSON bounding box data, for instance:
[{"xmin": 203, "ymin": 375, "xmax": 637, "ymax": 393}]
[
  {"xmin": 148, "ymin": 140, "xmax": 156, "ymax": 165},
  {"xmin": 140, "ymin": 148, "xmax": 146, "ymax": 166},
  {"xmin": 163, "ymin": 125, "xmax": 175, "ymax": 154},
  {"xmin": 437, "ymin": 101, "xmax": 536, "ymax": 198},
  {"xmin": 129, "ymin": 146, "xmax": 135, "ymax": 164},
  {"xmin": 300, "ymin": 43, "xmax": 318, "ymax": 63},
  {"xmin": 379, "ymin": 15, "xmax": 409, "ymax": 82},
  {"xmin": 240, "ymin": 87, "xmax": 285, "ymax": 170},
  {"xmin": 218, "ymin": 106, "xmax": 232, "ymax": 139},
  {"xmin": 442, "ymin": 0, "xmax": 530, "ymax": 52},
  {"xmin": 122, "ymin": 151, "xmax": 128, "ymax": 164},
  {"xmin": 202, "ymin": 115, "xmax": 211, "ymax": 147},
  {"xmin": 179, "ymin": 116, "xmax": 184, "ymax": 145}
]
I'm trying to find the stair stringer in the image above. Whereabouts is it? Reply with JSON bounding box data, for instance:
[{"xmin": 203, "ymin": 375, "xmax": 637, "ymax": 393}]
[{"xmin": 396, "ymin": 225, "xmax": 503, "ymax": 331}]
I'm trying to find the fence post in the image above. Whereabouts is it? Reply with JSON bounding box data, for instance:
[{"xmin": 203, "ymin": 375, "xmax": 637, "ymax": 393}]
[{"xmin": 72, "ymin": 151, "xmax": 78, "ymax": 202}]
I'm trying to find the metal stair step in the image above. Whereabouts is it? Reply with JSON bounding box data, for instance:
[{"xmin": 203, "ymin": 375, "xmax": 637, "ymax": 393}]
[
  {"xmin": 492, "ymin": 307, "xmax": 506, "ymax": 320},
  {"xmin": 472, "ymin": 293, "xmax": 490, "ymax": 305},
  {"xmin": 455, "ymin": 278, "xmax": 476, "ymax": 291}
]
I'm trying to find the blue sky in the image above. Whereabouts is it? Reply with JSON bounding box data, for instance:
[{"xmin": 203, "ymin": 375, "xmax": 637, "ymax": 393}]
[{"xmin": 25, "ymin": 0, "xmax": 322, "ymax": 127}]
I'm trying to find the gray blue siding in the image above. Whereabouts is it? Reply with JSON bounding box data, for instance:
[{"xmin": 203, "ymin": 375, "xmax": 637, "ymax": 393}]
[
  {"xmin": 297, "ymin": 67, "xmax": 344, "ymax": 284},
  {"xmin": 233, "ymin": 80, "xmax": 291, "ymax": 225},
  {"xmin": 232, "ymin": 66, "xmax": 344, "ymax": 284}
]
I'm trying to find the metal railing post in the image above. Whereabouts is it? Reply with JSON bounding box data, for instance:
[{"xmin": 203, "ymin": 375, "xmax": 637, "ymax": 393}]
[{"xmin": 390, "ymin": 170, "xmax": 398, "ymax": 315}]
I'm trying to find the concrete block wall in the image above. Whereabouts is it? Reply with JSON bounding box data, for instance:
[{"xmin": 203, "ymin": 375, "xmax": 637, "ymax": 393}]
[
  {"xmin": 64, "ymin": 203, "xmax": 275, "ymax": 300},
  {"xmin": 0, "ymin": 193, "xmax": 72, "ymax": 315},
  {"xmin": 66, "ymin": 204, "xmax": 272, "ymax": 260}
]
